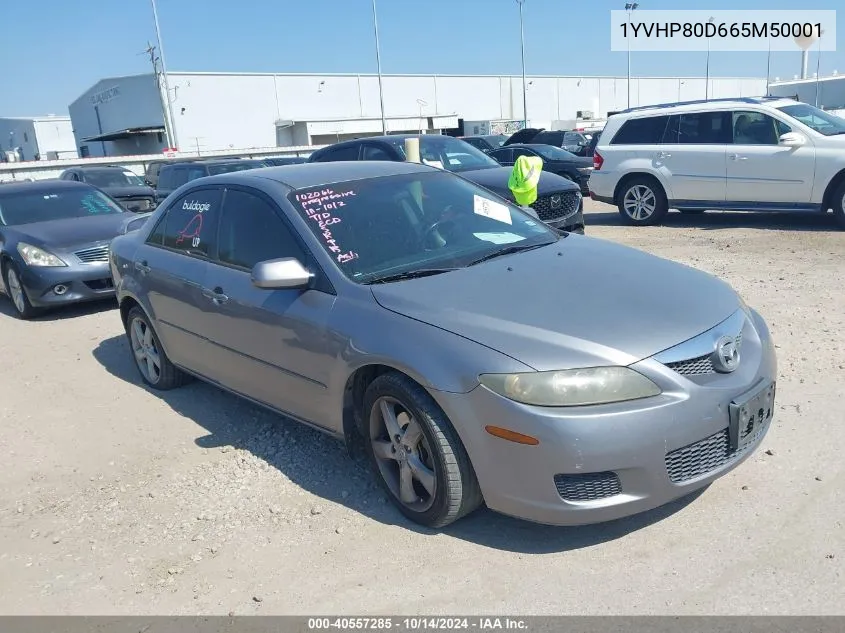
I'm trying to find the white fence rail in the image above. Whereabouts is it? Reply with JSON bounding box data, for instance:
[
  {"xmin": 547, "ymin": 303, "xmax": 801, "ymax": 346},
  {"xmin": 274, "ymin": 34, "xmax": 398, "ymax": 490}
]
[{"xmin": 0, "ymin": 145, "xmax": 326, "ymax": 182}]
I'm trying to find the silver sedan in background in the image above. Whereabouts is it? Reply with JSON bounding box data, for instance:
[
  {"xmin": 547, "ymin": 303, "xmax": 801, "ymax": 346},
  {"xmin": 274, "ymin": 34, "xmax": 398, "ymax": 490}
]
[{"xmin": 109, "ymin": 161, "xmax": 776, "ymax": 528}]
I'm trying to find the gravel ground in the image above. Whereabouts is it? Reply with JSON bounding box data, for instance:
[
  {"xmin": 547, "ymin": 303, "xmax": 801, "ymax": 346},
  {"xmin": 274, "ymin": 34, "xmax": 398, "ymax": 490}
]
[{"xmin": 0, "ymin": 201, "xmax": 843, "ymax": 615}]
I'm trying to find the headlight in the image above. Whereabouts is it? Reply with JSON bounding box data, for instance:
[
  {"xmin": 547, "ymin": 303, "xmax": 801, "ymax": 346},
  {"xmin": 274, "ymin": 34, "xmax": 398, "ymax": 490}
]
[
  {"xmin": 17, "ymin": 242, "xmax": 66, "ymax": 267},
  {"xmin": 479, "ymin": 367, "xmax": 662, "ymax": 407}
]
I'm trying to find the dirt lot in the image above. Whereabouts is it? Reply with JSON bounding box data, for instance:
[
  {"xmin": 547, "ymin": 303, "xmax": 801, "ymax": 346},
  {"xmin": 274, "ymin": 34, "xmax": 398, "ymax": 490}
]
[{"xmin": 0, "ymin": 201, "xmax": 843, "ymax": 615}]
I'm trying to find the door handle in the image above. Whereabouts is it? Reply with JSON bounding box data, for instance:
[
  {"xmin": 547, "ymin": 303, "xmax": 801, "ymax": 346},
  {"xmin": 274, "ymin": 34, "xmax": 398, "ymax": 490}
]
[
  {"xmin": 134, "ymin": 260, "xmax": 151, "ymax": 274},
  {"xmin": 728, "ymin": 154, "xmax": 748, "ymax": 161},
  {"xmin": 202, "ymin": 286, "xmax": 229, "ymax": 304},
  {"xmin": 656, "ymin": 151, "xmax": 671, "ymax": 159}
]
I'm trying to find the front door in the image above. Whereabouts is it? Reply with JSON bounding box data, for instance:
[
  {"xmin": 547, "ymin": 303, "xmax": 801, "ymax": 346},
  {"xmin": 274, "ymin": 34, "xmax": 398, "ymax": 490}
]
[
  {"xmin": 726, "ymin": 110, "xmax": 816, "ymax": 204},
  {"xmin": 134, "ymin": 187, "xmax": 222, "ymax": 376},
  {"xmin": 657, "ymin": 111, "xmax": 729, "ymax": 204},
  {"xmin": 201, "ymin": 186, "xmax": 337, "ymax": 428}
]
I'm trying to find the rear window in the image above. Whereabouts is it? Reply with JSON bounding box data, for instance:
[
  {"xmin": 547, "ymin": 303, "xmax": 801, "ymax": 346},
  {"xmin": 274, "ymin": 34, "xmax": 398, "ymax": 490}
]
[{"xmin": 610, "ymin": 116, "xmax": 670, "ymax": 145}]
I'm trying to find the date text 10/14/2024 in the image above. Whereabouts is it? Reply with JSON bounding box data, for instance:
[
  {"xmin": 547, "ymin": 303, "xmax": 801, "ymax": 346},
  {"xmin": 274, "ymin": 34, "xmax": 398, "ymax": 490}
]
[
  {"xmin": 295, "ymin": 188, "xmax": 359, "ymax": 265},
  {"xmin": 307, "ymin": 617, "xmax": 529, "ymax": 631}
]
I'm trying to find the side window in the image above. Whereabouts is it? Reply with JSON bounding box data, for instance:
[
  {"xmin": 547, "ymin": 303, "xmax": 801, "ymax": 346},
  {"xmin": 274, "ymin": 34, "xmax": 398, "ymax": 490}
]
[
  {"xmin": 775, "ymin": 119, "xmax": 792, "ymax": 137},
  {"xmin": 610, "ymin": 116, "xmax": 670, "ymax": 145},
  {"xmin": 160, "ymin": 188, "xmax": 222, "ymax": 256},
  {"xmin": 361, "ymin": 144, "xmax": 393, "ymax": 161},
  {"xmin": 215, "ymin": 189, "xmax": 305, "ymax": 270},
  {"xmin": 732, "ymin": 111, "xmax": 780, "ymax": 145},
  {"xmin": 185, "ymin": 166, "xmax": 208, "ymax": 182},
  {"xmin": 511, "ymin": 148, "xmax": 533, "ymax": 160},
  {"xmin": 492, "ymin": 148, "xmax": 513, "ymax": 163},
  {"xmin": 316, "ymin": 145, "xmax": 360, "ymax": 162},
  {"xmin": 666, "ymin": 112, "xmax": 732, "ymax": 144}
]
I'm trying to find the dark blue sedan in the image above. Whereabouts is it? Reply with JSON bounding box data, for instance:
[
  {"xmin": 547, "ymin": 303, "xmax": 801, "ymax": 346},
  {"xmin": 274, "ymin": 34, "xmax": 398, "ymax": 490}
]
[{"xmin": 0, "ymin": 180, "xmax": 147, "ymax": 319}]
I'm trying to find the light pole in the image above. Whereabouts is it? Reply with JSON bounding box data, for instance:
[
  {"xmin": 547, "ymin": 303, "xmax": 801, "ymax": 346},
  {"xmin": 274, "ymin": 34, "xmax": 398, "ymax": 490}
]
[
  {"xmin": 150, "ymin": 0, "xmax": 179, "ymax": 150},
  {"xmin": 705, "ymin": 16, "xmax": 714, "ymax": 100},
  {"xmin": 625, "ymin": 3, "xmax": 638, "ymax": 108},
  {"xmin": 371, "ymin": 0, "xmax": 387, "ymax": 135},
  {"xmin": 516, "ymin": 0, "xmax": 528, "ymax": 128}
]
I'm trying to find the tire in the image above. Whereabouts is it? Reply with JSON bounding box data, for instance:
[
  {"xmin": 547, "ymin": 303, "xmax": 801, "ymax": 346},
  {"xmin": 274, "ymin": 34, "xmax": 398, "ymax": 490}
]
[
  {"xmin": 679, "ymin": 209, "xmax": 705, "ymax": 215},
  {"xmin": 363, "ymin": 372, "xmax": 482, "ymax": 528},
  {"xmin": 3, "ymin": 262, "xmax": 38, "ymax": 320},
  {"xmin": 832, "ymin": 181, "xmax": 845, "ymax": 230},
  {"xmin": 616, "ymin": 176, "xmax": 669, "ymax": 226},
  {"xmin": 125, "ymin": 306, "xmax": 192, "ymax": 390}
]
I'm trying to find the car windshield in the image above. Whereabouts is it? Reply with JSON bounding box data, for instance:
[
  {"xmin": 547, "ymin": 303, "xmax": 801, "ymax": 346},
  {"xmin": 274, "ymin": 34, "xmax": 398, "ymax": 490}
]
[
  {"xmin": 389, "ymin": 136, "xmax": 500, "ymax": 173},
  {"xmin": 0, "ymin": 187, "xmax": 125, "ymax": 226},
  {"xmin": 777, "ymin": 103, "xmax": 845, "ymax": 136},
  {"xmin": 486, "ymin": 135, "xmax": 507, "ymax": 147},
  {"xmin": 532, "ymin": 145, "xmax": 579, "ymax": 161},
  {"xmin": 288, "ymin": 171, "xmax": 558, "ymax": 283},
  {"xmin": 84, "ymin": 169, "xmax": 145, "ymax": 187},
  {"xmin": 207, "ymin": 161, "xmax": 265, "ymax": 175}
]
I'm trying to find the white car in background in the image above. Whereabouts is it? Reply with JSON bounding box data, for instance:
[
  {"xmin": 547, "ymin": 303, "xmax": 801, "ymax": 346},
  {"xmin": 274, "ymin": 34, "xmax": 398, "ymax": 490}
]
[{"xmin": 588, "ymin": 97, "xmax": 845, "ymax": 229}]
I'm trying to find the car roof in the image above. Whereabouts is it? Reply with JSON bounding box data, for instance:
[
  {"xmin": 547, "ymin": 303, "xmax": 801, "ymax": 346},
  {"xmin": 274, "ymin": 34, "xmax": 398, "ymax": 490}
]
[
  {"xmin": 72, "ymin": 165, "xmax": 131, "ymax": 172},
  {"xmin": 199, "ymin": 160, "xmax": 436, "ymax": 190},
  {"xmin": 0, "ymin": 179, "xmax": 92, "ymax": 195},
  {"xmin": 617, "ymin": 96, "xmax": 798, "ymax": 117}
]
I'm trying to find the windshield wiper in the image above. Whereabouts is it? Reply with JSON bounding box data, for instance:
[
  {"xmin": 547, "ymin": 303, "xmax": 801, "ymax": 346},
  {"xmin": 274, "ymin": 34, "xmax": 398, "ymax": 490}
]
[
  {"xmin": 367, "ymin": 268, "xmax": 459, "ymax": 284},
  {"xmin": 466, "ymin": 241, "xmax": 554, "ymax": 267}
]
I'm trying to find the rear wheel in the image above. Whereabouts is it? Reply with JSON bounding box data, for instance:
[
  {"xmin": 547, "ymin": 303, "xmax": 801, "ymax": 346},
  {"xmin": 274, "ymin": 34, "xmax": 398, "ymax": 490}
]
[
  {"xmin": 126, "ymin": 306, "xmax": 192, "ymax": 390},
  {"xmin": 832, "ymin": 181, "xmax": 845, "ymax": 230},
  {"xmin": 3, "ymin": 263, "xmax": 38, "ymax": 320},
  {"xmin": 363, "ymin": 372, "xmax": 482, "ymax": 528},
  {"xmin": 617, "ymin": 177, "xmax": 668, "ymax": 226}
]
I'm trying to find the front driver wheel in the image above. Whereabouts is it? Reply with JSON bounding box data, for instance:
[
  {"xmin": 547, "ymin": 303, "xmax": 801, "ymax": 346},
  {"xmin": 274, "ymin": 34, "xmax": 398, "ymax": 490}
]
[
  {"xmin": 3, "ymin": 263, "xmax": 38, "ymax": 320},
  {"xmin": 363, "ymin": 372, "xmax": 482, "ymax": 528}
]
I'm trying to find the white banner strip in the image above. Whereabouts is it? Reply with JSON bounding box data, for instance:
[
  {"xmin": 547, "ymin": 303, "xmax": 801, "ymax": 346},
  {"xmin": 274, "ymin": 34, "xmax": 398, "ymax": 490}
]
[{"xmin": 610, "ymin": 10, "xmax": 836, "ymax": 52}]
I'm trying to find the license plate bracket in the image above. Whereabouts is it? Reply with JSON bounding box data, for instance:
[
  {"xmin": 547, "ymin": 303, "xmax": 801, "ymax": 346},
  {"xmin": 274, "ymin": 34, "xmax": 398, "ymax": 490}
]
[{"xmin": 729, "ymin": 380, "xmax": 776, "ymax": 451}]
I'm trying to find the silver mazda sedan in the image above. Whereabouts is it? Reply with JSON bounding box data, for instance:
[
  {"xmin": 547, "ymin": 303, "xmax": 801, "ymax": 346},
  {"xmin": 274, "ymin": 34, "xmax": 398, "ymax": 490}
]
[{"xmin": 109, "ymin": 161, "xmax": 777, "ymax": 528}]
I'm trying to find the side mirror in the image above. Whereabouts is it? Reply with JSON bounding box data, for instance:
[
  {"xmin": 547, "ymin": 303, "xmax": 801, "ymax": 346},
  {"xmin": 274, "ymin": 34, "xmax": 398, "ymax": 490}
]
[
  {"xmin": 778, "ymin": 132, "xmax": 806, "ymax": 147},
  {"xmin": 251, "ymin": 257, "xmax": 313, "ymax": 290}
]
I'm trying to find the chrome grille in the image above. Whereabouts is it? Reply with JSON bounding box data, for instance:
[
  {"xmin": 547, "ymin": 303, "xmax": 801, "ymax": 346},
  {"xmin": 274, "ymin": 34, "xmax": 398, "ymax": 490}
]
[
  {"xmin": 665, "ymin": 420, "xmax": 768, "ymax": 484},
  {"xmin": 665, "ymin": 331, "xmax": 743, "ymax": 376},
  {"xmin": 74, "ymin": 244, "xmax": 110, "ymax": 263},
  {"xmin": 554, "ymin": 471, "xmax": 622, "ymax": 501},
  {"xmin": 530, "ymin": 191, "xmax": 580, "ymax": 222}
]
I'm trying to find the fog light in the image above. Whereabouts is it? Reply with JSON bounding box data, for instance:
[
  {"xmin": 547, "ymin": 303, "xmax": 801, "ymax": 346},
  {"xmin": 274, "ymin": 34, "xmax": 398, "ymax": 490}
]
[{"xmin": 53, "ymin": 284, "xmax": 68, "ymax": 295}]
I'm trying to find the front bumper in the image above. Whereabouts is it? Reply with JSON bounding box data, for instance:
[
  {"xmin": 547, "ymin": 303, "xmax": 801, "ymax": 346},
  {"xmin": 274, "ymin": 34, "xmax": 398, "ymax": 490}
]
[
  {"xmin": 17, "ymin": 261, "xmax": 115, "ymax": 308},
  {"xmin": 431, "ymin": 309, "xmax": 777, "ymax": 526}
]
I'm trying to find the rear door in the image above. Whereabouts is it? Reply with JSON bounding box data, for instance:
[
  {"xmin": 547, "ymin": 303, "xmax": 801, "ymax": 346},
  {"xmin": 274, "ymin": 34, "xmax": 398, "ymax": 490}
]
[
  {"xmin": 658, "ymin": 111, "xmax": 729, "ymax": 204},
  {"xmin": 133, "ymin": 186, "xmax": 221, "ymax": 376},
  {"xmin": 489, "ymin": 147, "xmax": 514, "ymax": 166},
  {"xmin": 200, "ymin": 186, "xmax": 337, "ymax": 426}
]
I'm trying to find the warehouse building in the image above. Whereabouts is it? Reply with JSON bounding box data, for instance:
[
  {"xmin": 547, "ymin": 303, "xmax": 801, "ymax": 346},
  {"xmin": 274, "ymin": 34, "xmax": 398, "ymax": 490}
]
[
  {"xmin": 0, "ymin": 115, "xmax": 77, "ymax": 162},
  {"xmin": 68, "ymin": 72, "xmax": 768, "ymax": 157},
  {"xmin": 768, "ymin": 73, "xmax": 845, "ymax": 114}
]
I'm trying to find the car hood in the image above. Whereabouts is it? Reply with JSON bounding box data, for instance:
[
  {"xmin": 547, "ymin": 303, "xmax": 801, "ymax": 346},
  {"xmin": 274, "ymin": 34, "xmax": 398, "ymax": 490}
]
[
  {"xmin": 101, "ymin": 185, "xmax": 155, "ymax": 198},
  {"xmin": 461, "ymin": 166, "xmax": 580, "ymax": 200},
  {"xmin": 9, "ymin": 213, "xmax": 134, "ymax": 249},
  {"xmin": 370, "ymin": 236, "xmax": 740, "ymax": 370}
]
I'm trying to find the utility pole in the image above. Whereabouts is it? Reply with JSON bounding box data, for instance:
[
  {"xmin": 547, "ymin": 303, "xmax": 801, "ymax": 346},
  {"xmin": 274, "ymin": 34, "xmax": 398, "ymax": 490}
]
[
  {"xmin": 516, "ymin": 0, "xmax": 528, "ymax": 128},
  {"xmin": 371, "ymin": 0, "xmax": 387, "ymax": 135},
  {"xmin": 150, "ymin": 0, "xmax": 179, "ymax": 150},
  {"xmin": 144, "ymin": 42, "xmax": 174, "ymax": 150}
]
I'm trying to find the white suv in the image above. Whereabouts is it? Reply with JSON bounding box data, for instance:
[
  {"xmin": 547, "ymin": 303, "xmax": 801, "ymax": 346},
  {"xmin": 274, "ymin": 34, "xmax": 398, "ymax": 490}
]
[{"xmin": 589, "ymin": 97, "xmax": 845, "ymax": 229}]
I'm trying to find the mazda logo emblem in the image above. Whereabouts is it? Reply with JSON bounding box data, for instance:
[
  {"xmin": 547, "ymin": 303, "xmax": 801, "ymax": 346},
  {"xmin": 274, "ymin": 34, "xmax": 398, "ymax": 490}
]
[
  {"xmin": 712, "ymin": 336, "xmax": 740, "ymax": 373},
  {"xmin": 550, "ymin": 195, "xmax": 562, "ymax": 209}
]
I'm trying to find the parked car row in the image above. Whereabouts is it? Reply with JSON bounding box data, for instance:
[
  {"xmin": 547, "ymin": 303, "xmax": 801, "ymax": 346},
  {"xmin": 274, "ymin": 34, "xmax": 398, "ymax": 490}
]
[{"xmin": 0, "ymin": 147, "xmax": 776, "ymax": 532}]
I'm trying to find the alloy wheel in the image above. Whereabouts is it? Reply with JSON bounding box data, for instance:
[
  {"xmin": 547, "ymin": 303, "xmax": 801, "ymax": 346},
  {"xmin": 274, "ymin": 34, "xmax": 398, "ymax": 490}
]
[
  {"xmin": 623, "ymin": 184, "xmax": 657, "ymax": 221},
  {"xmin": 6, "ymin": 269, "xmax": 26, "ymax": 315},
  {"xmin": 129, "ymin": 317, "xmax": 162, "ymax": 384},
  {"xmin": 369, "ymin": 396, "xmax": 437, "ymax": 512}
]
